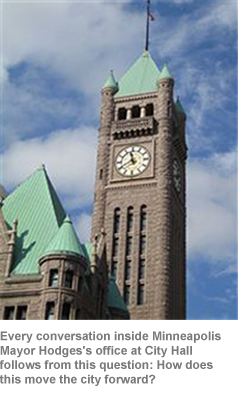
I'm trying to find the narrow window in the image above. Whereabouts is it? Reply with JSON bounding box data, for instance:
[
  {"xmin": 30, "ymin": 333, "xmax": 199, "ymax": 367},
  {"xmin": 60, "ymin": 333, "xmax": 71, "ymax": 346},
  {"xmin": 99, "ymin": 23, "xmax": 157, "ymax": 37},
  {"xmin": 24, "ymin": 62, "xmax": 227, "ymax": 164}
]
[
  {"xmin": 118, "ymin": 107, "xmax": 127, "ymax": 120},
  {"xmin": 49, "ymin": 269, "xmax": 58, "ymax": 287},
  {"xmin": 65, "ymin": 270, "xmax": 73, "ymax": 288},
  {"xmin": 45, "ymin": 302, "xmax": 55, "ymax": 320},
  {"xmin": 16, "ymin": 305, "xmax": 28, "ymax": 320},
  {"xmin": 62, "ymin": 303, "xmax": 71, "ymax": 320},
  {"xmin": 137, "ymin": 284, "xmax": 145, "ymax": 305},
  {"xmin": 127, "ymin": 207, "xmax": 134, "ymax": 232},
  {"xmin": 112, "ymin": 260, "xmax": 118, "ymax": 278},
  {"xmin": 140, "ymin": 206, "xmax": 147, "ymax": 231},
  {"xmin": 99, "ymin": 169, "xmax": 103, "ymax": 180},
  {"xmin": 125, "ymin": 259, "xmax": 132, "ymax": 281},
  {"xmin": 124, "ymin": 284, "xmax": 130, "ymax": 306},
  {"xmin": 113, "ymin": 237, "xmax": 119, "ymax": 257},
  {"xmin": 126, "ymin": 236, "xmax": 133, "ymax": 256},
  {"xmin": 140, "ymin": 235, "xmax": 146, "ymax": 255},
  {"xmin": 146, "ymin": 103, "xmax": 154, "ymax": 116},
  {"xmin": 132, "ymin": 105, "xmax": 140, "ymax": 119},
  {"xmin": 78, "ymin": 276, "xmax": 83, "ymax": 292},
  {"xmin": 139, "ymin": 259, "xmax": 146, "ymax": 280},
  {"xmin": 3, "ymin": 306, "xmax": 15, "ymax": 320},
  {"xmin": 114, "ymin": 208, "xmax": 121, "ymax": 234}
]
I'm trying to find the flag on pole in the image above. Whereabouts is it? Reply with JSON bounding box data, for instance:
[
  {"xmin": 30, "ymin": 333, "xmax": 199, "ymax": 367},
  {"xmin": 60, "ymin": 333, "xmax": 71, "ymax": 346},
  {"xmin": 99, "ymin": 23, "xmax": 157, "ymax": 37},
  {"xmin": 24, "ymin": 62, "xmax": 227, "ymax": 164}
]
[{"xmin": 149, "ymin": 11, "xmax": 155, "ymax": 21}]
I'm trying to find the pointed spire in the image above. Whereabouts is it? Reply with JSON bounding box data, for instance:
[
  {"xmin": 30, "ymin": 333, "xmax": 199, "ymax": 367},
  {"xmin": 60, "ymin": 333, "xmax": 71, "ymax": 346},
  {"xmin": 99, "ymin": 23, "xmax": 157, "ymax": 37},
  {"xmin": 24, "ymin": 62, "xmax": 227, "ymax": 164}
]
[
  {"xmin": 103, "ymin": 70, "xmax": 118, "ymax": 90},
  {"xmin": 158, "ymin": 63, "xmax": 172, "ymax": 81},
  {"xmin": 41, "ymin": 215, "xmax": 85, "ymax": 259}
]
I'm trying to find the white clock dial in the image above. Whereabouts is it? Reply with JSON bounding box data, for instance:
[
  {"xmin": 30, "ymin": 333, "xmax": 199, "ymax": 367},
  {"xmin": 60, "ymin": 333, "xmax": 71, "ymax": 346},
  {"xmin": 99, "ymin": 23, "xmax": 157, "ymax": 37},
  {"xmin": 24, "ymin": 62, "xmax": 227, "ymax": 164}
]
[
  {"xmin": 173, "ymin": 159, "xmax": 181, "ymax": 192},
  {"xmin": 115, "ymin": 146, "xmax": 150, "ymax": 177}
]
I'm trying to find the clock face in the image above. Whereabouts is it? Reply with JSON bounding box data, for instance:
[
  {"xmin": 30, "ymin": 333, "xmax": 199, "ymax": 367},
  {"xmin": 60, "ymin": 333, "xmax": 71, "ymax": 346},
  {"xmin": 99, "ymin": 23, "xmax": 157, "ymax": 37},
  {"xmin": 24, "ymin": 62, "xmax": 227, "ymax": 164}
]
[
  {"xmin": 115, "ymin": 146, "xmax": 150, "ymax": 177},
  {"xmin": 173, "ymin": 159, "xmax": 181, "ymax": 192}
]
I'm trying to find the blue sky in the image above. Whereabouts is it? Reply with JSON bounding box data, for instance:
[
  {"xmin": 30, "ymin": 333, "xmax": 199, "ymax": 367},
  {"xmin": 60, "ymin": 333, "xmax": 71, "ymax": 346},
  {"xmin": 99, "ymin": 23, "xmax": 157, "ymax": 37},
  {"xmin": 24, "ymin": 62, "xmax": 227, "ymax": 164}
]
[{"xmin": 0, "ymin": 0, "xmax": 238, "ymax": 319}]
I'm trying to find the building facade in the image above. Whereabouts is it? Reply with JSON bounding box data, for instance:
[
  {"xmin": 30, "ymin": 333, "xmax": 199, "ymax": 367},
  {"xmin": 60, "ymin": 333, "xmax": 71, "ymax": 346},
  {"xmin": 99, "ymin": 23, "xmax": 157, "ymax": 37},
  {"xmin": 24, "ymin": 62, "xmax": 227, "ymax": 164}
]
[
  {"xmin": 91, "ymin": 51, "xmax": 187, "ymax": 320},
  {"xmin": 0, "ymin": 166, "xmax": 128, "ymax": 320},
  {"xmin": 0, "ymin": 51, "xmax": 187, "ymax": 320}
]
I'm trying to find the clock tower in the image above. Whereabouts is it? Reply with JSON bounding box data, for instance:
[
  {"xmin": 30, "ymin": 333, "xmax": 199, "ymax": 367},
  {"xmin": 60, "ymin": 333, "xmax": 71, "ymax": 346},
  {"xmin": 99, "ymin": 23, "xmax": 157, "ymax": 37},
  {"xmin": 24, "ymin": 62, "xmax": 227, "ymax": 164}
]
[{"xmin": 91, "ymin": 50, "xmax": 187, "ymax": 320}]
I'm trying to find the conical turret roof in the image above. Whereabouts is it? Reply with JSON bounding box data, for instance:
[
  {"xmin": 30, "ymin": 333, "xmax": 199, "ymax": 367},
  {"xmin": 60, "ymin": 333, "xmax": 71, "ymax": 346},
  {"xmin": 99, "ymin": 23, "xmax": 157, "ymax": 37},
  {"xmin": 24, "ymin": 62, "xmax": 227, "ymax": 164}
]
[
  {"xmin": 42, "ymin": 216, "xmax": 85, "ymax": 259},
  {"xmin": 103, "ymin": 70, "xmax": 118, "ymax": 90},
  {"xmin": 158, "ymin": 63, "xmax": 172, "ymax": 81}
]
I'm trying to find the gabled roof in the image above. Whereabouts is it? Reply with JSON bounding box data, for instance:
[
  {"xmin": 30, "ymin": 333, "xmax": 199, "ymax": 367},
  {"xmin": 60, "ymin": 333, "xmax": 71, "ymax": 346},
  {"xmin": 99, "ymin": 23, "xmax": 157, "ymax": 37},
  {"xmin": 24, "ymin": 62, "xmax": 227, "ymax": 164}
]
[
  {"xmin": 2, "ymin": 165, "xmax": 66, "ymax": 275},
  {"xmin": 115, "ymin": 51, "xmax": 160, "ymax": 97},
  {"xmin": 42, "ymin": 216, "xmax": 85, "ymax": 259},
  {"xmin": 107, "ymin": 275, "xmax": 129, "ymax": 314}
]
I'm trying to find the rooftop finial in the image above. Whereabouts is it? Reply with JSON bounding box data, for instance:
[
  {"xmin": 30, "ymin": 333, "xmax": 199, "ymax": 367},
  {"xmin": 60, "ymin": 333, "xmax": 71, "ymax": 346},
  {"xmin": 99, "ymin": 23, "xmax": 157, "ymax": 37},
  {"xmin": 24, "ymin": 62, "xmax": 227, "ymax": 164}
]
[{"xmin": 145, "ymin": 0, "xmax": 154, "ymax": 52}]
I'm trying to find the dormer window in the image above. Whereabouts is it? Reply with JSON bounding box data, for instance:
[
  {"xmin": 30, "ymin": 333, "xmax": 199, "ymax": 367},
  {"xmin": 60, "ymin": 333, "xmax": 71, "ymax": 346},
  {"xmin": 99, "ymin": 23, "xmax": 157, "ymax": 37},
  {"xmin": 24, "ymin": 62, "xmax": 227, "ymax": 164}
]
[{"xmin": 118, "ymin": 107, "xmax": 127, "ymax": 120}]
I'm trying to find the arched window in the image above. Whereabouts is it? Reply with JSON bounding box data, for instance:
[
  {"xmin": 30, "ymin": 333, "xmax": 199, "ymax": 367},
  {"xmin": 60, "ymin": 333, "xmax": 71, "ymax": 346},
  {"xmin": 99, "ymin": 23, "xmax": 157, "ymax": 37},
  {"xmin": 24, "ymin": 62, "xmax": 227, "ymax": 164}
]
[
  {"xmin": 118, "ymin": 108, "xmax": 127, "ymax": 120},
  {"xmin": 132, "ymin": 105, "xmax": 140, "ymax": 119},
  {"xmin": 146, "ymin": 103, "xmax": 154, "ymax": 116}
]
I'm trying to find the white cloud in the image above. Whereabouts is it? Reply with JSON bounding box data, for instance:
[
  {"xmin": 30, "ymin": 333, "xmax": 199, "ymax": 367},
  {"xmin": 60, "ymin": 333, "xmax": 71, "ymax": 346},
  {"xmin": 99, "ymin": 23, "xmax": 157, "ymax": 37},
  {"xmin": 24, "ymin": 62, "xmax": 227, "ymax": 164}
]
[
  {"xmin": 157, "ymin": 0, "xmax": 237, "ymax": 58},
  {"xmin": 187, "ymin": 150, "xmax": 237, "ymax": 271},
  {"xmin": 3, "ymin": 1, "xmax": 142, "ymax": 95},
  {"xmin": 2, "ymin": 126, "xmax": 97, "ymax": 211},
  {"xmin": 74, "ymin": 212, "xmax": 92, "ymax": 244}
]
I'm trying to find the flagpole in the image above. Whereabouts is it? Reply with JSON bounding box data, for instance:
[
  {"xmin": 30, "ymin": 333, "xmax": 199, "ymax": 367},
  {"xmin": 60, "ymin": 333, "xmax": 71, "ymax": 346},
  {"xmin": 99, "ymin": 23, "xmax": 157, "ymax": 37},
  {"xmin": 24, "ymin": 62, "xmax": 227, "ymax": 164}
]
[{"xmin": 145, "ymin": 0, "xmax": 150, "ymax": 51}]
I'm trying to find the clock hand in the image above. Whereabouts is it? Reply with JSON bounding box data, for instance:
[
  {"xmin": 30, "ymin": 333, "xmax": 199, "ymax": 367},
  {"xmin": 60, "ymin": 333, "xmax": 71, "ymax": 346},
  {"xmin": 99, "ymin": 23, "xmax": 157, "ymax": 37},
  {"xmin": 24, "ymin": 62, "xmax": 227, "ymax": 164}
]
[{"xmin": 123, "ymin": 159, "xmax": 134, "ymax": 168}]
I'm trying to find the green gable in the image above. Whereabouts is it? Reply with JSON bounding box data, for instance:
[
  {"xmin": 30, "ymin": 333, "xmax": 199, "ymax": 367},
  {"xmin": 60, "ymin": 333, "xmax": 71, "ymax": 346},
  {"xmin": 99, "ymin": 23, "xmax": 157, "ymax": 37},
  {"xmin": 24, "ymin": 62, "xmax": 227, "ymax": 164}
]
[
  {"xmin": 42, "ymin": 216, "xmax": 85, "ymax": 259},
  {"xmin": 2, "ymin": 166, "xmax": 66, "ymax": 275},
  {"xmin": 115, "ymin": 51, "xmax": 160, "ymax": 97}
]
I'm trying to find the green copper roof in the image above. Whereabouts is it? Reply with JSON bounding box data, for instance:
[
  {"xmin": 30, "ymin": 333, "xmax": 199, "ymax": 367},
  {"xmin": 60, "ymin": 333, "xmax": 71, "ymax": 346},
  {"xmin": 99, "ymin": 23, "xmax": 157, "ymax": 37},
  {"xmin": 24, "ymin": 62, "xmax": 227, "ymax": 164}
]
[
  {"xmin": 82, "ymin": 243, "xmax": 93, "ymax": 264},
  {"xmin": 175, "ymin": 97, "xmax": 186, "ymax": 115},
  {"xmin": 103, "ymin": 70, "xmax": 118, "ymax": 90},
  {"xmin": 115, "ymin": 51, "xmax": 160, "ymax": 97},
  {"xmin": 107, "ymin": 275, "xmax": 129, "ymax": 314},
  {"xmin": 158, "ymin": 63, "xmax": 172, "ymax": 81},
  {"xmin": 2, "ymin": 166, "xmax": 66, "ymax": 275},
  {"xmin": 42, "ymin": 216, "xmax": 85, "ymax": 259}
]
